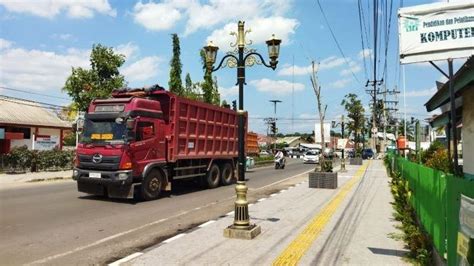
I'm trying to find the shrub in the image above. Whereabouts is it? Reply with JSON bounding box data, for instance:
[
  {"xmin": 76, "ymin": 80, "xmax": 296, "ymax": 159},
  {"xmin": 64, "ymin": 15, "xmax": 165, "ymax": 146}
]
[
  {"xmin": 2, "ymin": 146, "xmax": 75, "ymax": 173},
  {"xmin": 425, "ymin": 149, "xmax": 452, "ymax": 174},
  {"xmin": 420, "ymin": 141, "xmax": 444, "ymax": 164},
  {"xmin": 388, "ymin": 170, "xmax": 433, "ymax": 265},
  {"xmin": 320, "ymin": 159, "xmax": 333, "ymax": 172}
]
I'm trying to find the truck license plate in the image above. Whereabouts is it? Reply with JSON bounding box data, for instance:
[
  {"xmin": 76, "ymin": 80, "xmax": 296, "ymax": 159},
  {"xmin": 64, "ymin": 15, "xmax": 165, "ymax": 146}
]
[{"xmin": 89, "ymin": 172, "xmax": 101, "ymax": 178}]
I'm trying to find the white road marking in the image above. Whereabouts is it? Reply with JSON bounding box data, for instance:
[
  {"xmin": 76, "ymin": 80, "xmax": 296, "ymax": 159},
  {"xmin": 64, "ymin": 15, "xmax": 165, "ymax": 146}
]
[
  {"xmin": 163, "ymin": 233, "xmax": 186, "ymax": 244},
  {"xmin": 258, "ymin": 198, "xmax": 267, "ymax": 202},
  {"xmin": 280, "ymin": 189, "xmax": 287, "ymax": 193},
  {"xmin": 270, "ymin": 193, "xmax": 278, "ymax": 197},
  {"xmin": 253, "ymin": 169, "xmax": 313, "ymax": 191},
  {"xmin": 198, "ymin": 220, "xmax": 216, "ymax": 228},
  {"xmin": 28, "ymin": 197, "xmax": 234, "ymax": 265},
  {"xmin": 226, "ymin": 211, "xmax": 234, "ymax": 216},
  {"xmin": 29, "ymin": 167, "xmax": 312, "ymax": 265},
  {"xmin": 108, "ymin": 252, "xmax": 143, "ymax": 266}
]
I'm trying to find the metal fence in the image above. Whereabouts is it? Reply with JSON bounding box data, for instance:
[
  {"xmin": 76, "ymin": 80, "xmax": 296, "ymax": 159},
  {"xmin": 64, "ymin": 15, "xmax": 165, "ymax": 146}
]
[{"xmin": 389, "ymin": 154, "xmax": 474, "ymax": 266}]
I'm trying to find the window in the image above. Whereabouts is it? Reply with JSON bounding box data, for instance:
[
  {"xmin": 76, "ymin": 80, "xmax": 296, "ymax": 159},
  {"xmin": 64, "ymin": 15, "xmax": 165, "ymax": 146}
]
[{"xmin": 136, "ymin": 122, "xmax": 154, "ymax": 141}]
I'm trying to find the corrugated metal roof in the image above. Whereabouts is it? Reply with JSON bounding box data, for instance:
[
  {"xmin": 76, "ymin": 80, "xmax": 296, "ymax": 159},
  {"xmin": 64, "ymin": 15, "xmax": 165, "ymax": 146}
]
[{"xmin": 0, "ymin": 96, "xmax": 71, "ymax": 128}]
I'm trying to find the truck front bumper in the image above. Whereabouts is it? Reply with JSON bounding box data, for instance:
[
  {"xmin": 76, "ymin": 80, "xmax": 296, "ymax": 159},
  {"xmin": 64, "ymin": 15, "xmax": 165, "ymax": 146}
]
[{"xmin": 73, "ymin": 168, "xmax": 137, "ymax": 199}]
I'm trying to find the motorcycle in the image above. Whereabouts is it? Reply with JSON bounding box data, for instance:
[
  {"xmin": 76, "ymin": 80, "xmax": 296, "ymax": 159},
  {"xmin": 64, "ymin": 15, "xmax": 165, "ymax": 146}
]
[{"xmin": 274, "ymin": 156, "xmax": 286, "ymax": 169}]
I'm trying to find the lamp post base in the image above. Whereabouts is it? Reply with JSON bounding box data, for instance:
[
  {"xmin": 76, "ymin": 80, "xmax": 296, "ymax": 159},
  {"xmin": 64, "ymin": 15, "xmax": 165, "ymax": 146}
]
[
  {"xmin": 223, "ymin": 181, "xmax": 261, "ymax": 239},
  {"xmin": 224, "ymin": 224, "xmax": 261, "ymax": 239}
]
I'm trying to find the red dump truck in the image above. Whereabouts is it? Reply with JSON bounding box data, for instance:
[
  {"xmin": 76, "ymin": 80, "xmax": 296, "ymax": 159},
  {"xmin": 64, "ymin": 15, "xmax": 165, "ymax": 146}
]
[{"xmin": 73, "ymin": 85, "xmax": 241, "ymax": 200}]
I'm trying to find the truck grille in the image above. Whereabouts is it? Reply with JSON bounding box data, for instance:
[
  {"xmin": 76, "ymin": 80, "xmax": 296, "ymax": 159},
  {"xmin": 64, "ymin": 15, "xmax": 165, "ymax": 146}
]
[{"xmin": 78, "ymin": 154, "xmax": 121, "ymax": 171}]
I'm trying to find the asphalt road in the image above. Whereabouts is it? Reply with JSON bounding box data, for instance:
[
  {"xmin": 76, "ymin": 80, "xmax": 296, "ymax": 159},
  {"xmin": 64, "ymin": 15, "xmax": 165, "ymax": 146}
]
[{"xmin": 0, "ymin": 158, "xmax": 314, "ymax": 265}]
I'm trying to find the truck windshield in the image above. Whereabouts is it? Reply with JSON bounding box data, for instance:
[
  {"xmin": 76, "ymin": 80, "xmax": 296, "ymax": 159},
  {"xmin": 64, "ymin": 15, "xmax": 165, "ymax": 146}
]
[{"xmin": 80, "ymin": 119, "xmax": 126, "ymax": 144}]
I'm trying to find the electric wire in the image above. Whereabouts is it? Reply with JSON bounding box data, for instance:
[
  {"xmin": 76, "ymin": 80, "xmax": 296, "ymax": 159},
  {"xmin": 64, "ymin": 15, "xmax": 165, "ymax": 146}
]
[
  {"xmin": 315, "ymin": 0, "xmax": 362, "ymax": 85},
  {"xmin": 0, "ymin": 86, "xmax": 70, "ymax": 100}
]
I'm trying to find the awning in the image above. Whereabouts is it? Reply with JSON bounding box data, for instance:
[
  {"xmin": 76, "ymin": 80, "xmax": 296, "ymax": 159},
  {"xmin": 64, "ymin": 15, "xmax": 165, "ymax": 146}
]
[{"xmin": 425, "ymin": 56, "xmax": 474, "ymax": 112}]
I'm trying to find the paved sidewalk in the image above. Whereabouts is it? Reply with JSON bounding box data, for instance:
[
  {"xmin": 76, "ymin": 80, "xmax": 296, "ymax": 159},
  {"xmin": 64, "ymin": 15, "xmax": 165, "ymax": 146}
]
[
  {"xmin": 0, "ymin": 170, "xmax": 72, "ymax": 186},
  {"xmin": 119, "ymin": 160, "xmax": 407, "ymax": 266}
]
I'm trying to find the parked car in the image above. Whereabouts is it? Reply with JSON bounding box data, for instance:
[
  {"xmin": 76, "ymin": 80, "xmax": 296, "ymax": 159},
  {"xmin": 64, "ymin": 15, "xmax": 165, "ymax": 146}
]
[
  {"xmin": 303, "ymin": 150, "xmax": 320, "ymax": 164},
  {"xmin": 259, "ymin": 150, "xmax": 270, "ymax": 156},
  {"xmin": 362, "ymin": 148, "xmax": 374, "ymax": 159}
]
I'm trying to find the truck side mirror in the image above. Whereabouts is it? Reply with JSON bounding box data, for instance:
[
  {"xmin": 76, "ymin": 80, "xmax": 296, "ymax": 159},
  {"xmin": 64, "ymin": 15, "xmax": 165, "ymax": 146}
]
[{"xmin": 126, "ymin": 119, "xmax": 135, "ymax": 130}]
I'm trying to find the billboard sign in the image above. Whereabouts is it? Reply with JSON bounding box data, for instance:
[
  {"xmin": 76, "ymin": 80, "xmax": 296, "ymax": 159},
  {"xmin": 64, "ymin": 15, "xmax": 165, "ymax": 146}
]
[
  {"xmin": 398, "ymin": 2, "xmax": 474, "ymax": 64},
  {"xmin": 35, "ymin": 135, "xmax": 59, "ymax": 151},
  {"xmin": 315, "ymin": 123, "xmax": 331, "ymax": 144}
]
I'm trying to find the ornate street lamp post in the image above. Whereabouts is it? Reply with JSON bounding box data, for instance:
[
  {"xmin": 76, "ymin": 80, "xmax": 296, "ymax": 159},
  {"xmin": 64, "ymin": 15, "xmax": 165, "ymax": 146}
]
[{"xmin": 204, "ymin": 21, "xmax": 281, "ymax": 239}]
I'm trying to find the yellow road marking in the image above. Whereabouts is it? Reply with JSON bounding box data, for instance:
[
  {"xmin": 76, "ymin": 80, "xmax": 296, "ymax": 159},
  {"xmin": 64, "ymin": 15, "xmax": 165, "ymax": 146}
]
[{"xmin": 272, "ymin": 161, "xmax": 370, "ymax": 266}]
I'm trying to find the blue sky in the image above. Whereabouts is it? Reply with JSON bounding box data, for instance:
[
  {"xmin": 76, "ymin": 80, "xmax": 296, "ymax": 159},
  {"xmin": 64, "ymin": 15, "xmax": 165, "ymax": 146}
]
[{"xmin": 0, "ymin": 0, "xmax": 464, "ymax": 134}]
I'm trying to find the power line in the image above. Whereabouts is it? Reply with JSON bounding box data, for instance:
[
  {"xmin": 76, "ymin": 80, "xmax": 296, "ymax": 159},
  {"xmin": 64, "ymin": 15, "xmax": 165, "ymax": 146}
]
[
  {"xmin": 0, "ymin": 95, "xmax": 67, "ymax": 109},
  {"xmin": 0, "ymin": 86, "xmax": 70, "ymax": 100},
  {"xmin": 316, "ymin": 0, "xmax": 362, "ymax": 85}
]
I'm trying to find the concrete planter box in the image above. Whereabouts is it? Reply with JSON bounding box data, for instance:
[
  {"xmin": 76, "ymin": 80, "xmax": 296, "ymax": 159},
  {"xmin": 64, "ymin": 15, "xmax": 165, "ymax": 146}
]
[
  {"xmin": 308, "ymin": 171, "xmax": 338, "ymax": 189},
  {"xmin": 350, "ymin": 158, "xmax": 363, "ymax": 165}
]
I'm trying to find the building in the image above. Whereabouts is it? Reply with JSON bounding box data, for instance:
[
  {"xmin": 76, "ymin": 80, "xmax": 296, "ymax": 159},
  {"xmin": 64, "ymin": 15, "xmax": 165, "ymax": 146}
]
[
  {"xmin": 425, "ymin": 56, "xmax": 473, "ymax": 179},
  {"xmin": 276, "ymin": 136, "xmax": 303, "ymax": 147},
  {"xmin": 0, "ymin": 96, "xmax": 72, "ymax": 154}
]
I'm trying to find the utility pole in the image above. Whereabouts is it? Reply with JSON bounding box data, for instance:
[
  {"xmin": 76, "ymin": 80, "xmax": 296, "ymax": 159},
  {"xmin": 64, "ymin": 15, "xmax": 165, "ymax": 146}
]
[{"xmin": 269, "ymin": 100, "xmax": 282, "ymax": 152}]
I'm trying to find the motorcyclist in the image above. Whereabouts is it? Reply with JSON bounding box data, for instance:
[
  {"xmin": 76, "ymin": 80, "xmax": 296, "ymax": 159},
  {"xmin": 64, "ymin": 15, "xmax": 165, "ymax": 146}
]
[{"xmin": 274, "ymin": 149, "xmax": 286, "ymax": 169}]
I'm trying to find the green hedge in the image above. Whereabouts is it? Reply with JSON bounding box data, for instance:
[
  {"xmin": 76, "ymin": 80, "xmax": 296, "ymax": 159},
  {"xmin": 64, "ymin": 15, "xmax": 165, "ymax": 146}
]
[{"xmin": 1, "ymin": 146, "xmax": 75, "ymax": 173}]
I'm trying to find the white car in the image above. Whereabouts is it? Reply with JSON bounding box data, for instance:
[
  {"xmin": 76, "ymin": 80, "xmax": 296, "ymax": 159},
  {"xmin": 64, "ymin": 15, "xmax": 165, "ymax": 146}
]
[{"xmin": 303, "ymin": 150, "xmax": 320, "ymax": 164}]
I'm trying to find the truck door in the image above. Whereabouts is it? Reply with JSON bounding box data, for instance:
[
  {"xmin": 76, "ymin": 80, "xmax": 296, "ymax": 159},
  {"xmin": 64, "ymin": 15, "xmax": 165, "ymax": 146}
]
[{"xmin": 130, "ymin": 120, "xmax": 157, "ymax": 171}]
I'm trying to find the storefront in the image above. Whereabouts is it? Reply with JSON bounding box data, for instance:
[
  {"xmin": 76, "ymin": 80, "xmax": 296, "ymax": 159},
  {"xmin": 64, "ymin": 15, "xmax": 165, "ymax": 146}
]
[{"xmin": 0, "ymin": 96, "xmax": 72, "ymax": 154}]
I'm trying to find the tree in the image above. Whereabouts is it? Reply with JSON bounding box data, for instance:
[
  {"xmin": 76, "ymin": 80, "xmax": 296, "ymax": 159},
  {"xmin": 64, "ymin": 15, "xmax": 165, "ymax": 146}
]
[
  {"xmin": 310, "ymin": 61, "xmax": 327, "ymax": 168},
  {"xmin": 63, "ymin": 44, "xmax": 125, "ymax": 111},
  {"xmin": 200, "ymin": 49, "xmax": 214, "ymax": 104},
  {"xmin": 341, "ymin": 93, "xmax": 366, "ymax": 149},
  {"xmin": 169, "ymin": 34, "xmax": 184, "ymax": 96},
  {"xmin": 310, "ymin": 61, "xmax": 327, "ymax": 147},
  {"xmin": 367, "ymin": 99, "xmax": 385, "ymax": 134}
]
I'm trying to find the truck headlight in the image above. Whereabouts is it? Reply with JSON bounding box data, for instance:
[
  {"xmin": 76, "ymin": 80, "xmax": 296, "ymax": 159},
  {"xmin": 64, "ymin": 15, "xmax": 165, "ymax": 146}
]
[{"xmin": 117, "ymin": 173, "xmax": 129, "ymax": 180}]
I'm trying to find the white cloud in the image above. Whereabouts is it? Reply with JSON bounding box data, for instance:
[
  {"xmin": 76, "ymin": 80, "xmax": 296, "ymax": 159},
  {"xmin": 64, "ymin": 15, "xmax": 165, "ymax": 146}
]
[
  {"xmin": 278, "ymin": 56, "xmax": 348, "ymax": 76},
  {"xmin": 0, "ymin": 0, "xmax": 116, "ymax": 19},
  {"xmin": 114, "ymin": 42, "xmax": 139, "ymax": 60},
  {"xmin": 0, "ymin": 47, "xmax": 90, "ymax": 91},
  {"xmin": 185, "ymin": 0, "xmax": 291, "ymax": 35},
  {"xmin": 219, "ymin": 85, "xmax": 238, "ymax": 99},
  {"xmin": 340, "ymin": 61, "xmax": 362, "ymax": 76},
  {"xmin": 277, "ymin": 65, "xmax": 312, "ymax": 76},
  {"xmin": 328, "ymin": 78, "xmax": 352, "ymax": 89},
  {"xmin": 358, "ymin": 48, "xmax": 372, "ymax": 59},
  {"xmin": 132, "ymin": 1, "xmax": 182, "ymax": 31},
  {"xmin": 122, "ymin": 56, "xmax": 162, "ymax": 82},
  {"xmin": 207, "ymin": 16, "xmax": 298, "ymax": 51},
  {"xmin": 250, "ymin": 78, "xmax": 304, "ymax": 95},
  {"xmin": 405, "ymin": 87, "xmax": 437, "ymax": 97},
  {"xmin": 51, "ymin": 33, "xmax": 75, "ymax": 41},
  {"xmin": 0, "ymin": 38, "xmax": 12, "ymax": 49}
]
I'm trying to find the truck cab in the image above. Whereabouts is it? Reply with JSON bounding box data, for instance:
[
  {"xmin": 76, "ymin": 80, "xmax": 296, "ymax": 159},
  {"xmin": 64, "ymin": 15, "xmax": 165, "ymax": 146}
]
[{"xmin": 73, "ymin": 95, "xmax": 168, "ymax": 200}]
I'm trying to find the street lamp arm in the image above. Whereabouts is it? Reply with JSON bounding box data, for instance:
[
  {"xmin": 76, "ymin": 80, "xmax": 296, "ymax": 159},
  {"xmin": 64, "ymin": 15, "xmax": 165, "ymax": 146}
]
[
  {"xmin": 244, "ymin": 52, "xmax": 276, "ymax": 70},
  {"xmin": 211, "ymin": 54, "xmax": 239, "ymax": 72}
]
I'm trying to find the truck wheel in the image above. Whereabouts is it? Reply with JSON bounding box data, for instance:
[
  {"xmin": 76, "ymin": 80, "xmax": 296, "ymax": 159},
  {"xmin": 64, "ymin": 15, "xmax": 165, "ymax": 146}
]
[
  {"xmin": 206, "ymin": 164, "xmax": 220, "ymax": 189},
  {"xmin": 220, "ymin": 163, "xmax": 234, "ymax": 186},
  {"xmin": 141, "ymin": 170, "xmax": 163, "ymax": 201}
]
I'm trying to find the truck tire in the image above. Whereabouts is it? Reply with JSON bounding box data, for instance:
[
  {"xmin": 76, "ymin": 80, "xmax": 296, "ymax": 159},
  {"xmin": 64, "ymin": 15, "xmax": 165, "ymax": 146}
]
[
  {"xmin": 140, "ymin": 170, "xmax": 163, "ymax": 201},
  {"xmin": 220, "ymin": 163, "xmax": 234, "ymax": 186},
  {"xmin": 206, "ymin": 164, "xmax": 220, "ymax": 189}
]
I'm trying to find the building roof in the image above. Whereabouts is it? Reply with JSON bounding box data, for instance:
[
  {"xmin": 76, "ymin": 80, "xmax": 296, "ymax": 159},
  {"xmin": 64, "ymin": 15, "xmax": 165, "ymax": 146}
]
[
  {"xmin": 276, "ymin": 136, "xmax": 301, "ymax": 145},
  {"xmin": 425, "ymin": 56, "xmax": 474, "ymax": 112},
  {"xmin": 0, "ymin": 96, "xmax": 71, "ymax": 129}
]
